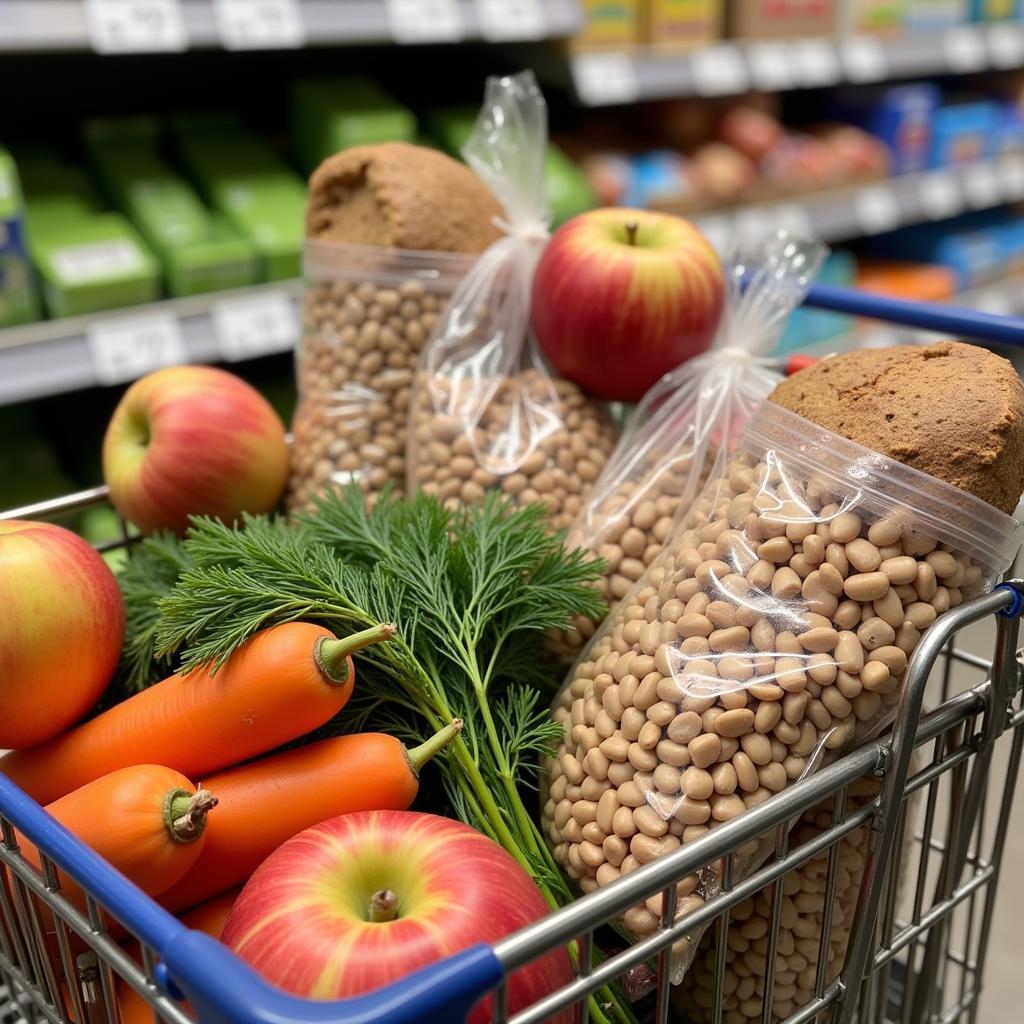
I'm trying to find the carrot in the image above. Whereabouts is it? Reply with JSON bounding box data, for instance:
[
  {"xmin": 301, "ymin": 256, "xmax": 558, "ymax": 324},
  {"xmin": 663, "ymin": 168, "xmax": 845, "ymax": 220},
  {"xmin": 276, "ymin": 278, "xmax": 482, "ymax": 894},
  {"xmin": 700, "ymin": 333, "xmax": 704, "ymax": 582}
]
[
  {"xmin": 0, "ymin": 621, "xmax": 393, "ymax": 805},
  {"xmin": 116, "ymin": 889, "xmax": 242, "ymax": 1024},
  {"xmin": 159, "ymin": 720, "xmax": 462, "ymax": 914},
  {"xmin": 18, "ymin": 765, "xmax": 216, "ymax": 910}
]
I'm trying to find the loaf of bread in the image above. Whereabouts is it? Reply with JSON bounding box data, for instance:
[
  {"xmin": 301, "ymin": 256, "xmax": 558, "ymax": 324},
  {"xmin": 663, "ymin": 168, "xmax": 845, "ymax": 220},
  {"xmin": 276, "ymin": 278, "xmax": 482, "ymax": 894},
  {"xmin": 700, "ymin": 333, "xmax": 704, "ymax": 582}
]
[
  {"xmin": 306, "ymin": 141, "xmax": 503, "ymax": 253},
  {"xmin": 769, "ymin": 341, "xmax": 1024, "ymax": 514}
]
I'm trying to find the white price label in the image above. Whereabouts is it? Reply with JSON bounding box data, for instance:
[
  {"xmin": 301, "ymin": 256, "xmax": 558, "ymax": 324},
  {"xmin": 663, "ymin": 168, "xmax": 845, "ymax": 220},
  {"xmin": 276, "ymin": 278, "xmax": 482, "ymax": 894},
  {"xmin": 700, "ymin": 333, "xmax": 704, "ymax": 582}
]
[
  {"xmin": 212, "ymin": 291, "xmax": 298, "ymax": 362},
  {"xmin": 385, "ymin": 0, "xmax": 464, "ymax": 43},
  {"xmin": 747, "ymin": 43, "xmax": 793, "ymax": 90},
  {"xmin": 841, "ymin": 37, "xmax": 886, "ymax": 83},
  {"xmin": 795, "ymin": 40, "xmax": 840, "ymax": 87},
  {"xmin": 998, "ymin": 154, "xmax": 1024, "ymax": 199},
  {"xmin": 572, "ymin": 52, "xmax": 640, "ymax": 106},
  {"xmin": 212, "ymin": 0, "xmax": 304, "ymax": 49},
  {"xmin": 52, "ymin": 239, "xmax": 146, "ymax": 285},
  {"xmin": 87, "ymin": 313, "xmax": 187, "ymax": 386},
  {"xmin": 83, "ymin": 0, "xmax": 186, "ymax": 53},
  {"xmin": 963, "ymin": 162, "xmax": 1000, "ymax": 208},
  {"xmin": 475, "ymin": 0, "xmax": 545, "ymax": 40},
  {"xmin": 855, "ymin": 186, "xmax": 899, "ymax": 234},
  {"xmin": 691, "ymin": 45, "xmax": 748, "ymax": 96},
  {"xmin": 920, "ymin": 171, "xmax": 960, "ymax": 220},
  {"xmin": 988, "ymin": 23, "xmax": 1024, "ymax": 69},
  {"xmin": 977, "ymin": 288, "xmax": 1011, "ymax": 317},
  {"xmin": 944, "ymin": 27, "xmax": 987, "ymax": 72}
]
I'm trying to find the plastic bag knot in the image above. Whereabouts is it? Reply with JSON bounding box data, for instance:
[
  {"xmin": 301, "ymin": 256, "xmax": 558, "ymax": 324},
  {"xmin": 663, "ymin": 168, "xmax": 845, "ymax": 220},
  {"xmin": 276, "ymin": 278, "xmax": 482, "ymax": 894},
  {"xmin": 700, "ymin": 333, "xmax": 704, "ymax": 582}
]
[{"xmin": 492, "ymin": 215, "xmax": 550, "ymax": 246}]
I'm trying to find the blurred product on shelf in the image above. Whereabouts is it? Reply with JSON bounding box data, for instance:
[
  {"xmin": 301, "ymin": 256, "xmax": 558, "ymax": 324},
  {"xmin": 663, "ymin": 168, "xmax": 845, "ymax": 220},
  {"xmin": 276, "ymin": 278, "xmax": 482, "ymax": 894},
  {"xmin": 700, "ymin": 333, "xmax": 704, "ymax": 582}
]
[
  {"xmin": 929, "ymin": 97, "xmax": 998, "ymax": 167},
  {"xmin": 727, "ymin": 0, "xmax": 838, "ymax": 40},
  {"xmin": 831, "ymin": 84, "xmax": 940, "ymax": 175},
  {"xmin": 856, "ymin": 259, "xmax": 959, "ymax": 301},
  {"xmin": 291, "ymin": 77, "xmax": 417, "ymax": 174},
  {"xmin": 20, "ymin": 147, "xmax": 160, "ymax": 318},
  {"xmin": 903, "ymin": 0, "xmax": 969, "ymax": 29},
  {"xmin": 574, "ymin": 0, "xmax": 643, "ymax": 48},
  {"xmin": 84, "ymin": 118, "xmax": 258, "ymax": 297},
  {"xmin": 426, "ymin": 106, "xmax": 597, "ymax": 225},
  {"xmin": 845, "ymin": 0, "xmax": 907, "ymax": 33},
  {"xmin": 0, "ymin": 145, "xmax": 39, "ymax": 327},
  {"xmin": 643, "ymin": 0, "xmax": 723, "ymax": 49},
  {"xmin": 970, "ymin": 0, "xmax": 1020, "ymax": 19},
  {"xmin": 172, "ymin": 114, "xmax": 306, "ymax": 281}
]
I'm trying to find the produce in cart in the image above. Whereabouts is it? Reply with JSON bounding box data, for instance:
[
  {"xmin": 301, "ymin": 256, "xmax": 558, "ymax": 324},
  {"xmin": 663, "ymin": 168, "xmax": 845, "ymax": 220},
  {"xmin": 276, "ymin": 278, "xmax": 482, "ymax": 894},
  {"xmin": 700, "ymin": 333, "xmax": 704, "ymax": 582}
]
[
  {"xmin": 543, "ymin": 341, "xmax": 1024, "ymax": 981},
  {"xmin": 102, "ymin": 366, "xmax": 289, "ymax": 535},
  {"xmin": 406, "ymin": 72, "xmax": 619, "ymax": 531},
  {"xmin": 222, "ymin": 810, "xmax": 572, "ymax": 1022},
  {"xmin": 547, "ymin": 229, "xmax": 826, "ymax": 661},
  {"xmin": 0, "ymin": 619, "xmax": 391, "ymax": 805},
  {"xmin": 0, "ymin": 519, "xmax": 124, "ymax": 749},
  {"xmin": 288, "ymin": 141, "xmax": 502, "ymax": 512}
]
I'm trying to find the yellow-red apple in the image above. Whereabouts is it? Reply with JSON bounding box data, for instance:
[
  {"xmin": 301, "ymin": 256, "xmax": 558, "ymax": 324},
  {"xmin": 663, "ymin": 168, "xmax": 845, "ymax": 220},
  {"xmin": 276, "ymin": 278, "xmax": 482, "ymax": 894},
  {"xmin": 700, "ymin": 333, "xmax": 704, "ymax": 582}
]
[
  {"xmin": 102, "ymin": 366, "xmax": 288, "ymax": 534},
  {"xmin": 222, "ymin": 810, "xmax": 572, "ymax": 1022},
  {"xmin": 0, "ymin": 521, "xmax": 124, "ymax": 748},
  {"xmin": 531, "ymin": 208, "xmax": 725, "ymax": 402}
]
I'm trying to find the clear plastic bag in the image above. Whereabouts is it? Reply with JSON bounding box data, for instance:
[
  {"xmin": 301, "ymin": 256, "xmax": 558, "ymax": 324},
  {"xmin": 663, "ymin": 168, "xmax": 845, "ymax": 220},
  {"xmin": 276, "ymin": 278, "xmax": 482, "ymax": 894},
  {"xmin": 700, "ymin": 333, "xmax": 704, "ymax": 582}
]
[
  {"xmin": 543, "ymin": 400, "xmax": 1021, "ymax": 980},
  {"xmin": 288, "ymin": 242, "xmax": 475, "ymax": 513},
  {"xmin": 406, "ymin": 71, "xmax": 618, "ymax": 529},
  {"xmin": 549, "ymin": 230, "xmax": 827, "ymax": 660}
]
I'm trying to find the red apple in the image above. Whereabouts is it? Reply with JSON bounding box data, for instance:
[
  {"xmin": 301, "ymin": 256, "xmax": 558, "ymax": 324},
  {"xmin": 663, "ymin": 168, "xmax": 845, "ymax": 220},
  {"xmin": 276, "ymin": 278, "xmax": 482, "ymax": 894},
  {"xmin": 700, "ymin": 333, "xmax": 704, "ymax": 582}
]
[
  {"xmin": 0, "ymin": 521, "xmax": 124, "ymax": 748},
  {"xmin": 102, "ymin": 366, "xmax": 289, "ymax": 534},
  {"xmin": 222, "ymin": 810, "xmax": 572, "ymax": 1022},
  {"xmin": 531, "ymin": 208, "xmax": 725, "ymax": 402}
]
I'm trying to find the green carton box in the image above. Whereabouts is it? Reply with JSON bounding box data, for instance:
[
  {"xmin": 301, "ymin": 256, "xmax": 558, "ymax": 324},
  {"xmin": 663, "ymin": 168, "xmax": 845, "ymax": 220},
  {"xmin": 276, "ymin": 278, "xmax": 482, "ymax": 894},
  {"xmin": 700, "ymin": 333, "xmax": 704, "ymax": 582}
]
[
  {"xmin": 84, "ymin": 118, "xmax": 258, "ymax": 297},
  {"xmin": 292, "ymin": 77, "xmax": 417, "ymax": 172},
  {"xmin": 0, "ymin": 146, "xmax": 40, "ymax": 327},
  {"xmin": 172, "ymin": 114, "xmax": 305, "ymax": 281}
]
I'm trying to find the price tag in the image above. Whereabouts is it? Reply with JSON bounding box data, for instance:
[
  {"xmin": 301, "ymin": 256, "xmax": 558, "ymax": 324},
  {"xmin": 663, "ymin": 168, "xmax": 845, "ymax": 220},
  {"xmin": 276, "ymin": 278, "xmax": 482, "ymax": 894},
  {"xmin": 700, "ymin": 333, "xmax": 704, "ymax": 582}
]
[
  {"xmin": 998, "ymin": 154, "xmax": 1024, "ymax": 199},
  {"xmin": 976, "ymin": 288, "xmax": 1011, "ymax": 317},
  {"xmin": 52, "ymin": 239, "xmax": 147, "ymax": 284},
  {"xmin": 841, "ymin": 37, "xmax": 886, "ymax": 83},
  {"xmin": 747, "ymin": 43, "xmax": 793, "ymax": 90},
  {"xmin": 385, "ymin": 0, "xmax": 464, "ymax": 43},
  {"xmin": 83, "ymin": 0, "xmax": 187, "ymax": 53},
  {"xmin": 795, "ymin": 40, "xmax": 840, "ymax": 87},
  {"xmin": 944, "ymin": 27, "xmax": 987, "ymax": 72},
  {"xmin": 988, "ymin": 23, "xmax": 1024, "ymax": 69},
  {"xmin": 87, "ymin": 312, "xmax": 187, "ymax": 386},
  {"xmin": 691, "ymin": 45, "xmax": 748, "ymax": 96},
  {"xmin": 855, "ymin": 185, "xmax": 899, "ymax": 234},
  {"xmin": 212, "ymin": 291, "xmax": 298, "ymax": 362},
  {"xmin": 920, "ymin": 171, "xmax": 961, "ymax": 220},
  {"xmin": 572, "ymin": 52, "xmax": 640, "ymax": 106},
  {"xmin": 475, "ymin": 0, "xmax": 545, "ymax": 40},
  {"xmin": 212, "ymin": 0, "xmax": 304, "ymax": 49},
  {"xmin": 963, "ymin": 162, "xmax": 999, "ymax": 208}
]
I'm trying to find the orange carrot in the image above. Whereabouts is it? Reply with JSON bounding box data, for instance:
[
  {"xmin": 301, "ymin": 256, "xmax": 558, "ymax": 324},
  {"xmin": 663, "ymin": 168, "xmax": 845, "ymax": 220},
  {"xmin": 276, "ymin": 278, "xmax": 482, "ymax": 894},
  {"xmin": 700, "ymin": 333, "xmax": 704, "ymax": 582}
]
[
  {"xmin": 160, "ymin": 721, "xmax": 461, "ymax": 914},
  {"xmin": 19, "ymin": 765, "xmax": 215, "ymax": 910},
  {"xmin": 0, "ymin": 622, "xmax": 393, "ymax": 805}
]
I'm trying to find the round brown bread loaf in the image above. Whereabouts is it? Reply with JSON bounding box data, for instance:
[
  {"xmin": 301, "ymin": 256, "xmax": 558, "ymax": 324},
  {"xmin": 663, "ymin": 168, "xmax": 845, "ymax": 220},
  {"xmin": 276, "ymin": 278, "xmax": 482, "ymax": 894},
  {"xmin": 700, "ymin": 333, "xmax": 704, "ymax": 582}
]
[
  {"xmin": 306, "ymin": 142, "xmax": 504, "ymax": 253},
  {"xmin": 769, "ymin": 341, "xmax": 1024, "ymax": 514}
]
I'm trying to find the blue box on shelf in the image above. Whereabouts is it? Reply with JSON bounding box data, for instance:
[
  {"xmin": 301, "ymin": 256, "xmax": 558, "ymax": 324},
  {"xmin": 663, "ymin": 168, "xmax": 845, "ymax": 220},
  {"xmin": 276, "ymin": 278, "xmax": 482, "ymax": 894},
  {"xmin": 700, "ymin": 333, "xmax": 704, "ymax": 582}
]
[{"xmin": 929, "ymin": 101, "xmax": 999, "ymax": 168}]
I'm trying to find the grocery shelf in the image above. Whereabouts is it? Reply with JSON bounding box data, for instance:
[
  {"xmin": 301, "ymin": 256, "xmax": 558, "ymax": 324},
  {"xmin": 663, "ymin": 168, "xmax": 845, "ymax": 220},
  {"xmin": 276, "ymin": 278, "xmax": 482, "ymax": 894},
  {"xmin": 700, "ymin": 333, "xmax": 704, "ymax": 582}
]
[
  {"xmin": 566, "ymin": 24, "xmax": 1024, "ymax": 105},
  {"xmin": 0, "ymin": 0, "xmax": 581, "ymax": 53},
  {"xmin": 0, "ymin": 279, "xmax": 302, "ymax": 406},
  {"xmin": 690, "ymin": 151, "xmax": 1024, "ymax": 252}
]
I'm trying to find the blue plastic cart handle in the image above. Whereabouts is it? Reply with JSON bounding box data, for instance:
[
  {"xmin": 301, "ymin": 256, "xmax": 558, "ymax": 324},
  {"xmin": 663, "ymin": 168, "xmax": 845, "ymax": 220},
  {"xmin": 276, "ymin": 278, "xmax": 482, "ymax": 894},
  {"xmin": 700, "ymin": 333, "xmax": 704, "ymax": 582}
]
[
  {"xmin": 0, "ymin": 773, "xmax": 503, "ymax": 1024},
  {"xmin": 801, "ymin": 281, "xmax": 1024, "ymax": 348}
]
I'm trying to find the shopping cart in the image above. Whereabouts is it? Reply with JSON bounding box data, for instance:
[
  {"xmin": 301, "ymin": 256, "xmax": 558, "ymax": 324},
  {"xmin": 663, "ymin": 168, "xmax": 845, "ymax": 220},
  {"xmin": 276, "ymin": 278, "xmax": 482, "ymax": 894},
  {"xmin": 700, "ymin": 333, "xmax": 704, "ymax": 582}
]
[{"xmin": 3, "ymin": 286, "xmax": 1024, "ymax": 1024}]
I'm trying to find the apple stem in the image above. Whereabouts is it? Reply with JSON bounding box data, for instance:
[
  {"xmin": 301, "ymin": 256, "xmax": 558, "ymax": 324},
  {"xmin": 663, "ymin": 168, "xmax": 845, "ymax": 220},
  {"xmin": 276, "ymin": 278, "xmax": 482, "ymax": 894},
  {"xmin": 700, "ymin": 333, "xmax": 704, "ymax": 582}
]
[
  {"xmin": 165, "ymin": 789, "xmax": 217, "ymax": 844},
  {"xmin": 368, "ymin": 890, "xmax": 399, "ymax": 923},
  {"xmin": 316, "ymin": 624, "xmax": 396, "ymax": 684},
  {"xmin": 625, "ymin": 220, "xmax": 639, "ymax": 246},
  {"xmin": 406, "ymin": 719, "xmax": 464, "ymax": 775}
]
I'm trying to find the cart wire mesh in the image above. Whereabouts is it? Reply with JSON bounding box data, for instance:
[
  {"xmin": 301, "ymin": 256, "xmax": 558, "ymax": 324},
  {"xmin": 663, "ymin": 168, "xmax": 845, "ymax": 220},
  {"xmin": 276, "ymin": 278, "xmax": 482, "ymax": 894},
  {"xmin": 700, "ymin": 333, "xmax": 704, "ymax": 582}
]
[{"xmin": 0, "ymin": 486, "xmax": 1022, "ymax": 1024}]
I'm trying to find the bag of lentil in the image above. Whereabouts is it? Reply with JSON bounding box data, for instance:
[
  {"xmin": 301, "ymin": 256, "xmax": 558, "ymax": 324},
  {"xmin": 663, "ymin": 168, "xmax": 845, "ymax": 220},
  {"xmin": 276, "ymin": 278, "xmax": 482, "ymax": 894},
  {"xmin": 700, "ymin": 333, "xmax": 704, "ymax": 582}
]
[
  {"xmin": 548, "ymin": 230, "xmax": 827, "ymax": 661},
  {"xmin": 543, "ymin": 399, "xmax": 1021, "ymax": 981},
  {"xmin": 288, "ymin": 139, "xmax": 504, "ymax": 513},
  {"xmin": 406, "ymin": 71, "xmax": 618, "ymax": 529}
]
